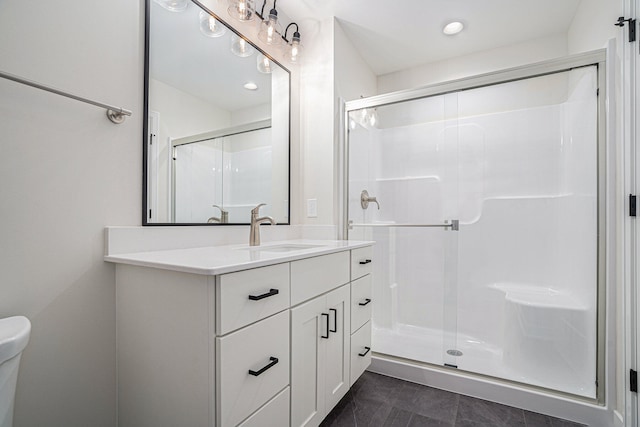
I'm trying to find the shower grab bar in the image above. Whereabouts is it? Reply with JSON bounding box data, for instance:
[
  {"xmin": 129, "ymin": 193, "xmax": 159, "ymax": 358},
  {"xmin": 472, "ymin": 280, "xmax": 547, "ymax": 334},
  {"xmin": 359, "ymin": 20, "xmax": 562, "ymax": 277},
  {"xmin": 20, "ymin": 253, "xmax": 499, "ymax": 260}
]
[
  {"xmin": 0, "ymin": 69, "xmax": 132, "ymax": 124},
  {"xmin": 349, "ymin": 220, "xmax": 459, "ymax": 231}
]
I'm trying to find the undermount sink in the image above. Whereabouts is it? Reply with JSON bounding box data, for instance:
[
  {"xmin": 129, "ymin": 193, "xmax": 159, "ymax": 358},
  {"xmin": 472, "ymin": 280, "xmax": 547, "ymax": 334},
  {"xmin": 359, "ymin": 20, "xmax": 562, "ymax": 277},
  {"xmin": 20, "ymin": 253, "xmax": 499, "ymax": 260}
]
[{"xmin": 237, "ymin": 243, "xmax": 326, "ymax": 253}]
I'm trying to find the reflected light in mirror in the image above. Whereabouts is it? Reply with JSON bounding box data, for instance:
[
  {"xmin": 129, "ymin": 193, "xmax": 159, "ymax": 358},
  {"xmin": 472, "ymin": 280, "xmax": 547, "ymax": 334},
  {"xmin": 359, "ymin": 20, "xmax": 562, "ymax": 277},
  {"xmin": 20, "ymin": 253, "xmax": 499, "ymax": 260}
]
[
  {"xmin": 257, "ymin": 54, "xmax": 272, "ymax": 73},
  {"xmin": 199, "ymin": 11, "xmax": 226, "ymax": 38},
  {"xmin": 231, "ymin": 34, "xmax": 255, "ymax": 57},
  {"xmin": 154, "ymin": 0, "xmax": 189, "ymax": 12},
  {"xmin": 244, "ymin": 82, "xmax": 258, "ymax": 90}
]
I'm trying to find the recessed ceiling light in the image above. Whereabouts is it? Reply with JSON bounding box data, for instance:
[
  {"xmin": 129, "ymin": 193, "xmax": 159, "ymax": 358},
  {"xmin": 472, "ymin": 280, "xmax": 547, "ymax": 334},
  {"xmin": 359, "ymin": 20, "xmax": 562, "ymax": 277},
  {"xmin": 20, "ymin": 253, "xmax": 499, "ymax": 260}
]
[
  {"xmin": 244, "ymin": 82, "xmax": 258, "ymax": 91},
  {"xmin": 443, "ymin": 21, "xmax": 464, "ymax": 35}
]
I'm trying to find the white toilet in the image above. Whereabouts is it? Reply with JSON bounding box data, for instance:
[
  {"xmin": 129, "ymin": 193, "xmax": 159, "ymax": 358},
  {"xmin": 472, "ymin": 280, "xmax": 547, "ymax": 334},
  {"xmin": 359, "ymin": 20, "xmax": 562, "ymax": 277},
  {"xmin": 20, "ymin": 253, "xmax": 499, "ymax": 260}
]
[{"xmin": 0, "ymin": 317, "xmax": 31, "ymax": 427}]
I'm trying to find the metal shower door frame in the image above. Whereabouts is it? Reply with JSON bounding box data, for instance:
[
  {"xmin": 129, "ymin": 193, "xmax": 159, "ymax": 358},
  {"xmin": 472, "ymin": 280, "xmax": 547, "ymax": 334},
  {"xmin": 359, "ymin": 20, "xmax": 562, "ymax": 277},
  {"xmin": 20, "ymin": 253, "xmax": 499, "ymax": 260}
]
[{"xmin": 341, "ymin": 49, "xmax": 607, "ymax": 404}]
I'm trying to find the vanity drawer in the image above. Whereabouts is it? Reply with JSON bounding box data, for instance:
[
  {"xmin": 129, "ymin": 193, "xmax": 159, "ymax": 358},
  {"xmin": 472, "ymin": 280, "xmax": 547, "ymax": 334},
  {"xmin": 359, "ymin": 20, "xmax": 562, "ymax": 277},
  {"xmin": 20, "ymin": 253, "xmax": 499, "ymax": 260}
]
[
  {"xmin": 237, "ymin": 387, "xmax": 290, "ymax": 427},
  {"xmin": 351, "ymin": 275, "xmax": 372, "ymax": 333},
  {"xmin": 351, "ymin": 246, "xmax": 373, "ymax": 280},
  {"xmin": 290, "ymin": 252, "xmax": 350, "ymax": 306},
  {"xmin": 217, "ymin": 311, "xmax": 290, "ymax": 427},
  {"xmin": 216, "ymin": 263, "xmax": 290, "ymax": 335},
  {"xmin": 350, "ymin": 321, "xmax": 372, "ymax": 387}
]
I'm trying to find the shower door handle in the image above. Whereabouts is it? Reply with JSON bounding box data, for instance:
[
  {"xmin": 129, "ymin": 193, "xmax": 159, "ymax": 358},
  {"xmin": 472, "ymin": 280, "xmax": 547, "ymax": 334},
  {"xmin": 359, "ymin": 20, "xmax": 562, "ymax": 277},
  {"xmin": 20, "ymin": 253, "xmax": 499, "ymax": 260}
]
[{"xmin": 361, "ymin": 190, "xmax": 380, "ymax": 210}]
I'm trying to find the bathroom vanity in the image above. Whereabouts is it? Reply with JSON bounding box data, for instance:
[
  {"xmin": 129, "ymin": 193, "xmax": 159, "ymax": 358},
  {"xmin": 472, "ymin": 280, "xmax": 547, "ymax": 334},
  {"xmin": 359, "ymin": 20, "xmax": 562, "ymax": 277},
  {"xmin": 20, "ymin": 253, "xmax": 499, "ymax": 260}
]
[{"xmin": 105, "ymin": 240, "xmax": 373, "ymax": 427}]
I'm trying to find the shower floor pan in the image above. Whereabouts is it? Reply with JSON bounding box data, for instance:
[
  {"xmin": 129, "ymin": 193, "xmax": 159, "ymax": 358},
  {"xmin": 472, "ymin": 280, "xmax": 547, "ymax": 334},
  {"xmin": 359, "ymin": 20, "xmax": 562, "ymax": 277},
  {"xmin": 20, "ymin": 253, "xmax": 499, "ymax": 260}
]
[{"xmin": 373, "ymin": 323, "xmax": 595, "ymax": 398}]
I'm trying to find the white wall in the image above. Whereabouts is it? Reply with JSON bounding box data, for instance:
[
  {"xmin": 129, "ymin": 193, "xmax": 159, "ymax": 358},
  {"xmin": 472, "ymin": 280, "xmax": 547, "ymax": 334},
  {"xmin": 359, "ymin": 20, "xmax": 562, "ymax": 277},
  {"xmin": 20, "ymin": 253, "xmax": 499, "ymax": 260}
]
[
  {"xmin": 297, "ymin": 17, "xmax": 336, "ymax": 226},
  {"xmin": 378, "ymin": 33, "xmax": 568, "ymax": 94},
  {"xmin": 568, "ymin": 0, "xmax": 620, "ymax": 54},
  {"xmin": 0, "ymin": 0, "xmax": 142, "ymax": 426}
]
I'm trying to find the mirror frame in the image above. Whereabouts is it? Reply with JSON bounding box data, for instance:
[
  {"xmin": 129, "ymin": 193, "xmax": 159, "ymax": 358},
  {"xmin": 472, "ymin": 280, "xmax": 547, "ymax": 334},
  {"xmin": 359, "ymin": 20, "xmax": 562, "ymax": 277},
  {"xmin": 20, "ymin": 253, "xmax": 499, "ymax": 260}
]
[{"xmin": 142, "ymin": 0, "xmax": 292, "ymax": 226}]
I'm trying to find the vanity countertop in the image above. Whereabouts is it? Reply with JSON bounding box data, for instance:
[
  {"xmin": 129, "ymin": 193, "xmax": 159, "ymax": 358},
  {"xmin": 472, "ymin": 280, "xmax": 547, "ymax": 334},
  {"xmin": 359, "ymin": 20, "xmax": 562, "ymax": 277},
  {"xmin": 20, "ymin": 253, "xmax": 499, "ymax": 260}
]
[{"xmin": 104, "ymin": 239, "xmax": 374, "ymax": 275}]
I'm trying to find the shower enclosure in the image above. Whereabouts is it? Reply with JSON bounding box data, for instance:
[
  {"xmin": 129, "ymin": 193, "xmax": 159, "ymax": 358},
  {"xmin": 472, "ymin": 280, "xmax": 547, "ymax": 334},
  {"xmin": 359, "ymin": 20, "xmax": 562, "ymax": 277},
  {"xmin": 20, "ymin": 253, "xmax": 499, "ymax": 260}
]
[{"xmin": 344, "ymin": 54, "xmax": 605, "ymax": 400}]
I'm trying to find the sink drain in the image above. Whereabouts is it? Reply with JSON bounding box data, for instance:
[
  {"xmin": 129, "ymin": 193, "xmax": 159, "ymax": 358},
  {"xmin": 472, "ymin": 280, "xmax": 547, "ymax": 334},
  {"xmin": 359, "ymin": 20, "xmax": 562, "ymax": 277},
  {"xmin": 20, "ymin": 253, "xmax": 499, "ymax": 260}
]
[{"xmin": 446, "ymin": 349, "xmax": 463, "ymax": 357}]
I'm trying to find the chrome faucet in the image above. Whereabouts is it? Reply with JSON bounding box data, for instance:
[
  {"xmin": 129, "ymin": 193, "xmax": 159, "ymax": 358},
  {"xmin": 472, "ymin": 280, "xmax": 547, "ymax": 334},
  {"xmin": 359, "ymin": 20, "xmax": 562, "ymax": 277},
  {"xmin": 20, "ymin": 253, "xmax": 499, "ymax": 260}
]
[
  {"xmin": 207, "ymin": 204, "xmax": 229, "ymax": 223},
  {"xmin": 250, "ymin": 203, "xmax": 276, "ymax": 246}
]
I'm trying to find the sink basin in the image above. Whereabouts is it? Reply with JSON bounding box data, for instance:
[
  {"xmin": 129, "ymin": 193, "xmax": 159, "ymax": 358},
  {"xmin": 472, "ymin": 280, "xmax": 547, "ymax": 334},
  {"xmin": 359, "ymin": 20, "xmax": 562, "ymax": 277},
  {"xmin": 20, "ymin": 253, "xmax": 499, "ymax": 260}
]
[{"xmin": 237, "ymin": 244, "xmax": 325, "ymax": 253}]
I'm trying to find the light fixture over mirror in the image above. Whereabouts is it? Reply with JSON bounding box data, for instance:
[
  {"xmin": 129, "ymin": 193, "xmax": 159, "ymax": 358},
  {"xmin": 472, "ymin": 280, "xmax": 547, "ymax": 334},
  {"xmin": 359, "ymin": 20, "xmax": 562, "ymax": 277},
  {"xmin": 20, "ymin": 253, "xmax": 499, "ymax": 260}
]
[
  {"xmin": 283, "ymin": 23, "xmax": 303, "ymax": 64},
  {"xmin": 227, "ymin": 0, "xmax": 304, "ymax": 65},
  {"xmin": 227, "ymin": 0, "xmax": 255, "ymax": 21},
  {"xmin": 144, "ymin": 0, "xmax": 291, "ymax": 225},
  {"xmin": 257, "ymin": 1, "xmax": 283, "ymax": 45}
]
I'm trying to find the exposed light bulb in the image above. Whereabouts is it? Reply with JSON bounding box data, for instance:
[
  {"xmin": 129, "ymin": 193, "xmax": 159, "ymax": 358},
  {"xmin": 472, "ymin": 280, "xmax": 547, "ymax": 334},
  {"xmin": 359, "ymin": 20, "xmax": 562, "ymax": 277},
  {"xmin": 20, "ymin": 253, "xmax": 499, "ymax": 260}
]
[
  {"xmin": 258, "ymin": 9, "xmax": 282, "ymax": 45},
  {"xmin": 287, "ymin": 31, "xmax": 303, "ymax": 64},
  {"xmin": 227, "ymin": 0, "xmax": 255, "ymax": 21}
]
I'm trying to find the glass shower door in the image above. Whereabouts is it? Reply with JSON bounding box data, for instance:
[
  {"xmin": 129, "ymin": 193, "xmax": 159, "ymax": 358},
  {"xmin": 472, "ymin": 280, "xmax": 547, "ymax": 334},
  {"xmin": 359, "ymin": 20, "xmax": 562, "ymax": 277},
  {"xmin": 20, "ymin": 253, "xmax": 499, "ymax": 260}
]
[
  {"xmin": 346, "ymin": 93, "xmax": 460, "ymax": 368},
  {"xmin": 345, "ymin": 64, "xmax": 600, "ymax": 399},
  {"xmin": 451, "ymin": 67, "xmax": 599, "ymax": 398}
]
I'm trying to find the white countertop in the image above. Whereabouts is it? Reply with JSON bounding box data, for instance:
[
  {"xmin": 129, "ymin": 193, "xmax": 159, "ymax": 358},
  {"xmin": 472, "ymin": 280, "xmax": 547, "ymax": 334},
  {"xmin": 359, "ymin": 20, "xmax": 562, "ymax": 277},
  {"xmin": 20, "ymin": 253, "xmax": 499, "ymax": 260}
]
[{"xmin": 104, "ymin": 239, "xmax": 374, "ymax": 275}]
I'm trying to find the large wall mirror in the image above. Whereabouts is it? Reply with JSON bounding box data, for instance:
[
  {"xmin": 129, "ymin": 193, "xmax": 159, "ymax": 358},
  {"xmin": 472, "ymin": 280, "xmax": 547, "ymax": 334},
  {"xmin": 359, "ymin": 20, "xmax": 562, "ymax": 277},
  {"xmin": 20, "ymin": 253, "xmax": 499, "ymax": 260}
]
[{"xmin": 143, "ymin": 0, "xmax": 290, "ymax": 225}]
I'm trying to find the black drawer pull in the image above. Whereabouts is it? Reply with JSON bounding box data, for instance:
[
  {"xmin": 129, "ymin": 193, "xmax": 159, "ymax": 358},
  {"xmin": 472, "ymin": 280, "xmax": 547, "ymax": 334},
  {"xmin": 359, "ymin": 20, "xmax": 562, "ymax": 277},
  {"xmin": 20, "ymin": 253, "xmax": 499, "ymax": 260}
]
[
  {"xmin": 329, "ymin": 308, "xmax": 337, "ymax": 333},
  {"xmin": 321, "ymin": 313, "xmax": 330, "ymax": 339},
  {"xmin": 359, "ymin": 259, "xmax": 372, "ymax": 265},
  {"xmin": 359, "ymin": 347, "xmax": 371, "ymax": 357},
  {"xmin": 359, "ymin": 298, "xmax": 372, "ymax": 306},
  {"xmin": 248, "ymin": 357, "xmax": 279, "ymax": 376},
  {"xmin": 248, "ymin": 288, "xmax": 279, "ymax": 301}
]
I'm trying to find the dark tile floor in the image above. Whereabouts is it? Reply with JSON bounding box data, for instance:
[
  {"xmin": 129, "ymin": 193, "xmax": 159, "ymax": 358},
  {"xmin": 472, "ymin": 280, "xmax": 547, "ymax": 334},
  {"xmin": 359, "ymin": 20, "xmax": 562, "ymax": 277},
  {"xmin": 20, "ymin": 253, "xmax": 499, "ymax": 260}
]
[{"xmin": 320, "ymin": 372, "xmax": 586, "ymax": 427}]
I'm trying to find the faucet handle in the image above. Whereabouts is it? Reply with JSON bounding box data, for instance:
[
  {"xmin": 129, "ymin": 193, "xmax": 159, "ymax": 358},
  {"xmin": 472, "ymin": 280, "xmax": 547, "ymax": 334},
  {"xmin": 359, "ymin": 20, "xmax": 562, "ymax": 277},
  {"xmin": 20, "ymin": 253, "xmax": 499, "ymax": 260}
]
[
  {"xmin": 251, "ymin": 203, "xmax": 267, "ymax": 215},
  {"xmin": 212, "ymin": 204, "xmax": 228, "ymax": 214}
]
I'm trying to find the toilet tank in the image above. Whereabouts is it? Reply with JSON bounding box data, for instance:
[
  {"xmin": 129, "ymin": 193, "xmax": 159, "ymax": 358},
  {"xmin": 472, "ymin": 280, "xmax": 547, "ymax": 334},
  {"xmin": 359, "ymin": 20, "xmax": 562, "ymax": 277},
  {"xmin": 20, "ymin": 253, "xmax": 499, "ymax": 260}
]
[{"xmin": 0, "ymin": 317, "xmax": 31, "ymax": 427}]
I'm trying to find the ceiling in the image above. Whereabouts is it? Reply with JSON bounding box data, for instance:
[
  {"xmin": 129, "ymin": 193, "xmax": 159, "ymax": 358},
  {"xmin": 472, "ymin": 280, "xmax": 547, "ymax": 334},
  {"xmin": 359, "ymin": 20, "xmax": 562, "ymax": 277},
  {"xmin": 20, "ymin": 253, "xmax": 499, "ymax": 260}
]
[{"xmin": 276, "ymin": 0, "xmax": 583, "ymax": 75}]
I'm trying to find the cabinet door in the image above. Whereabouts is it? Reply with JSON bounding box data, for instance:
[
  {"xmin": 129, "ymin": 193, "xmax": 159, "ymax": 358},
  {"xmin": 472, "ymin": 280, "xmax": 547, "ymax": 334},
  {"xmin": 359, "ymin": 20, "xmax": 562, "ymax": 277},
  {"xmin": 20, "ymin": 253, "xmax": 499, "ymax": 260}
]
[
  {"xmin": 291, "ymin": 296, "xmax": 327, "ymax": 427},
  {"xmin": 324, "ymin": 284, "xmax": 351, "ymax": 411}
]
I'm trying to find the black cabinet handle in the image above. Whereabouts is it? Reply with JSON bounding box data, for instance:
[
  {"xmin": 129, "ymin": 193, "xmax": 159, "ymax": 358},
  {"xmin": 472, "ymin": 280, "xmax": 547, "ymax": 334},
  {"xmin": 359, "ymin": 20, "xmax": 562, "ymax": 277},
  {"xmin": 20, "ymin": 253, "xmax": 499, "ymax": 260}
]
[
  {"xmin": 329, "ymin": 308, "xmax": 337, "ymax": 333},
  {"xmin": 359, "ymin": 259, "xmax": 372, "ymax": 265},
  {"xmin": 248, "ymin": 288, "xmax": 279, "ymax": 301},
  {"xmin": 359, "ymin": 298, "xmax": 372, "ymax": 306},
  {"xmin": 248, "ymin": 357, "xmax": 279, "ymax": 376},
  {"xmin": 358, "ymin": 347, "xmax": 371, "ymax": 357},
  {"xmin": 321, "ymin": 313, "xmax": 330, "ymax": 338}
]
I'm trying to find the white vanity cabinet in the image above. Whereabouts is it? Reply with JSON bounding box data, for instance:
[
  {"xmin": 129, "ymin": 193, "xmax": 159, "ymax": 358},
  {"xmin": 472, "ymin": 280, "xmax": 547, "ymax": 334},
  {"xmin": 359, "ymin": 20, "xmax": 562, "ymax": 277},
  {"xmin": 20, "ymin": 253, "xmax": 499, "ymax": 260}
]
[
  {"xmin": 291, "ymin": 285, "xmax": 351, "ymax": 427},
  {"xmin": 108, "ymin": 240, "xmax": 373, "ymax": 427},
  {"xmin": 350, "ymin": 248, "xmax": 374, "ymax": 387}
]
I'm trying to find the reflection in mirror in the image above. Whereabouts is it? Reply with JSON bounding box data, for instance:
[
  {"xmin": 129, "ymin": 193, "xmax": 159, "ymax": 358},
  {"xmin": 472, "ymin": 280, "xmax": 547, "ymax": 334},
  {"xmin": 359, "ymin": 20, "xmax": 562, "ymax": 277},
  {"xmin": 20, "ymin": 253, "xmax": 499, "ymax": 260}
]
[{"xmin": 144, "ymin": 0, "xmax": 290, "ymax": 225}]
